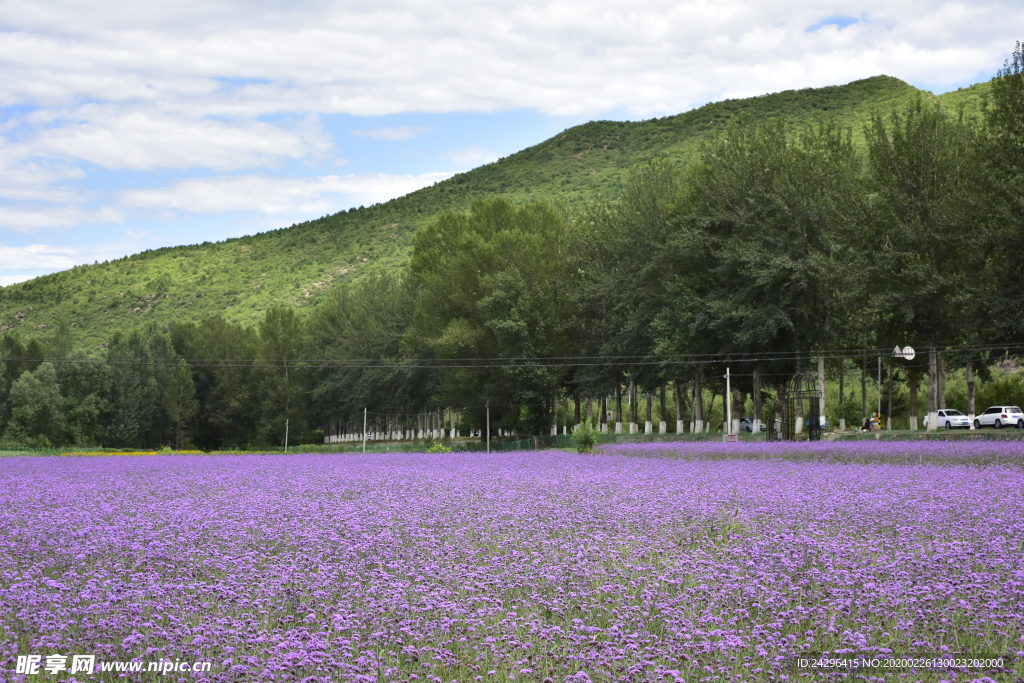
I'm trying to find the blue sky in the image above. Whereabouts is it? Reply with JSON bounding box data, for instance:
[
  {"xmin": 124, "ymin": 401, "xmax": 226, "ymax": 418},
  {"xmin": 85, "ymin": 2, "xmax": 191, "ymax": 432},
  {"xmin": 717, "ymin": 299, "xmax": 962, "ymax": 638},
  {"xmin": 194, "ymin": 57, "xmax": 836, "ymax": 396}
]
[{"xmin": 0, "ymin": 0, "xmax": 1019, "ymax": 285}]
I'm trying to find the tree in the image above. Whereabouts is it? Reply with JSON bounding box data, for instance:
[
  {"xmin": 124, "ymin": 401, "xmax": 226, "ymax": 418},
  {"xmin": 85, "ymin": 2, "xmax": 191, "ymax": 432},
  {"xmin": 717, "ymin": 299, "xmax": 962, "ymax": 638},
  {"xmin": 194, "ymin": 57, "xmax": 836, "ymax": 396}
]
[
  {"xmin": 170, "ymin": 315, "xmax": 260, "ymax": 449},
  {"xmin": 4, "ymin": 362, "xmax": 65, "ymax": 446},
  {"xmin": 307, "ymin": 273, "xmax": 422, "ymax": 438},
  {"xmin": 256, "ymin": 306, "xmax": 308, "ymax": 446},
  {"xmin": 983, "ymin": 41, "xmax": 1024, "ymax": 340},
  {"xmin": 403, "ymin": 198, "xmax": 574, "ymax": 435},
  {"xmin": 165, "ymin": 361, "xmax": 198, "ymax": 449},
  {"xmin": 656, "ymin": 118, "xmax": 867, "ymax": 430},
  {"xmin": 569, "ymin": 160, "xmax": 684, "ymax": 428},
  {"xmin": 865, "ymin": 97, "xmax": 990, "ymax": 428},
  {"xmin": 105, "ymin": 330, "xmax": 158, "ymax": 447}
]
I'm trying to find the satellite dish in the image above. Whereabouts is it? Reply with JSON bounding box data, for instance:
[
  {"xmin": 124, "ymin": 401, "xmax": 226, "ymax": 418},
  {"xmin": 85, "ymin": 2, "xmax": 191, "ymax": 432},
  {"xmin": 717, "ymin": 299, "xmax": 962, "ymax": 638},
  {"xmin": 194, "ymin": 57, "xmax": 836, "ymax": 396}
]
[{"xmin": 902, "ymin": 345, "xmax": 916, "ymax": 361}]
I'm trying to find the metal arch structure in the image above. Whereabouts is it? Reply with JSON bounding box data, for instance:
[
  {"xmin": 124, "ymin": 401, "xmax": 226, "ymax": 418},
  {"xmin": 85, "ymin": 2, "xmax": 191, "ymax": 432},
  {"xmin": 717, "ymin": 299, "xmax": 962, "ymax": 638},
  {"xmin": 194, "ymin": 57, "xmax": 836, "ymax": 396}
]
[{"xmin": 779, "ymin": 371, "xmax": 823, "ymax": 441}]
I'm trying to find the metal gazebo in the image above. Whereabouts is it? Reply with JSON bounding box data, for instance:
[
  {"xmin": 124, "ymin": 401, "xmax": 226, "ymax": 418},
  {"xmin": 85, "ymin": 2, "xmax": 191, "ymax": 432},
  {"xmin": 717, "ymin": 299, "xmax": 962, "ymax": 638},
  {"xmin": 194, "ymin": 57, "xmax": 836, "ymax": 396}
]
[{"xmin": 771, "ymin": 371, "xmax": 823, "ymax": 441}]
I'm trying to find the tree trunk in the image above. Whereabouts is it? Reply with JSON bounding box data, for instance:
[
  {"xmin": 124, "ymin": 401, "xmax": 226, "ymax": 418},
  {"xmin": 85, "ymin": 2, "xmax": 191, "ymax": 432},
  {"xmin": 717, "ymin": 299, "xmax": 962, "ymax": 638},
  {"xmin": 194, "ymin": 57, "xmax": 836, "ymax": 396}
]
[
  {"xmin": 838, "ymin": 356, "xmax": 845, "ymax": 430},
  {"xmin": 732, "ymin": 386, "xmax": 744, "ymax": 434},
  {"xmin": 938, "ymin": 352, "xmax": 946, "ymax": 410},
  {"xmin": 794, "ymin": 373, "xmax": 804, "ymax": 434},
  {"xmin": 551, "ymin": 394, "xmax": 558, "ymax": 436},
  {"xmin": 909, "ymin": 368, "xmax": 919, "ymax": 431},
  {"xmin": 707, "ymin": 385, "xmax": 719, "ymax": 432},
  {"xmin": 694, "ymin": 369, "xmax": 704, "ymax": 433},
  {"xmin": 644, "ymin": 390, "xmax": 653, "ymax": 434},
  {"xmin": 927, "ymin": 337, "xmax": 938, "ymax": 431},
  {"xmin": 817, "ymin": 352, "xmax": 826, "ymax": 428},
  {"xmin": 966, "ymin": 361, "xmax": 976, "ymax": 421},
  {"xmin": 615, "ymin": 382, "xmax": 623, "ymax": 434},
  {"xmin": 861, "ymin": 345, "xmax": 868, "ymax": 426},
  {"xmin": 775, "ymin": 382, "xmax": 785, "ymax": 436},
  {"xmin": 675, "ymin": 381, "xmax": 684, "ymax": 433},
  {"xmin": 600, "ymin": 394, "xmax": 607, "ymax": 432},
  {"xmin": 752, "ymin": 367, "xmax": 762, "ymax": 433},
  {"xmin": 659, "ymin": 383, "xmax": 667, "ymax": 434},
  {"xmin": 887, "ymin": 364, "xmax": 895, "ymax": 430},
  {"xmin": 629, "ymin": 378, "xmax": 638, "ymax": 434}
]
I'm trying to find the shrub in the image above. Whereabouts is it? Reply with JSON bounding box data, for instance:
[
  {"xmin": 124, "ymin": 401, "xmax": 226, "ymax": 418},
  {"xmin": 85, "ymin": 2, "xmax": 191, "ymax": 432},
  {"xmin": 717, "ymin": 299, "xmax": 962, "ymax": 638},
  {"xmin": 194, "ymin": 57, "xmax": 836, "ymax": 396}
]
[{"xmin": 572, "ymin": 421, "xmax": 598, "ymax": 453}]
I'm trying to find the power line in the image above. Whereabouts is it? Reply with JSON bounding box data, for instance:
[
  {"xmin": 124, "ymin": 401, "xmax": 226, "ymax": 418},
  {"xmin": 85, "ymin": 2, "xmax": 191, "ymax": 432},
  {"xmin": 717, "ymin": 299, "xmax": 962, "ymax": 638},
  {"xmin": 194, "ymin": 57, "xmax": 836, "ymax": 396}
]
[{"xmin": 0, "ymin": 343, "xmax": 1019, "ymax": 370}]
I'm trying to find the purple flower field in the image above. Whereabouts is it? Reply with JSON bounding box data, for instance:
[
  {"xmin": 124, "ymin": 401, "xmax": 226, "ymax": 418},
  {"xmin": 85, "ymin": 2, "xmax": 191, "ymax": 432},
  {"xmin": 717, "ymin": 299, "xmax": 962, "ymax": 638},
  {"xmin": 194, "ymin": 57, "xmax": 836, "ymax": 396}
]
[{"xmin": 1, "ymin": 448, "xmax": 1023, "ymax": 682}]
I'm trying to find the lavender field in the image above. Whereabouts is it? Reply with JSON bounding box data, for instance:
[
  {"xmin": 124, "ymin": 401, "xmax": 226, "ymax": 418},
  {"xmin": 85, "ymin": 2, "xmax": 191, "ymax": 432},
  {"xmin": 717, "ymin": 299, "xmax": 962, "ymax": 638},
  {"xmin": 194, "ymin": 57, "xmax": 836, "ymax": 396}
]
[{"xmin": 1, "ymin": 446, "xmax": 1023, "ymax": 682}]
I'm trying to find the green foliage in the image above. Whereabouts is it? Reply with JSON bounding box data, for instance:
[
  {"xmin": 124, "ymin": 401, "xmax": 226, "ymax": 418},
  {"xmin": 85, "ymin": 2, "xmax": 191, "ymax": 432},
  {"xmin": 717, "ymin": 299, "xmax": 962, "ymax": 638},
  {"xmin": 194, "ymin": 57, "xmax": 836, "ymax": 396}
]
[
  {"xmin": 307, "ymin": 273, "xmax": 419, "ymax": 430},
  {"xmin": 864, "ymin": 96, "xmax": 988, "ymax": 344},
  {"xmin": 0, "ymin": 76, "xmax": 965, "ymax": 348},
  {"xmin": 403, "ymin": 197, "xmax": 574, "ymax": 434},
  {"xmin": 164, "ymin": 361, "xmax": 198, "ymax": 449},
  {"xmin": 425, "ymin": 442, "xmax": 452, "ymax": 453},
  {"xmin": 105, "ymin": 331, "xmax": 159, "ymax": 446},
  {"xmin": 0, "ymin": 66, "xmax": 1017, "ymax": 450},
  {"xmin": 5, "ymin": 363, "xmax": 65, "ymax": 445},
  {"xmin": 571, "ymin": 420, "xmax": 598, "ymax": 453}
]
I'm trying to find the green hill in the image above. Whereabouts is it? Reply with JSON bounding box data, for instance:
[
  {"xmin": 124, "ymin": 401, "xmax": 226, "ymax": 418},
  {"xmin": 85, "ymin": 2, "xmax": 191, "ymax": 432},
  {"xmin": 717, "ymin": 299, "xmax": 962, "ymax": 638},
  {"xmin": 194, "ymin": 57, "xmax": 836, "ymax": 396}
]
[{"xmin": 0, "ymin": 75, "xmax": 988, "ymax": 347}]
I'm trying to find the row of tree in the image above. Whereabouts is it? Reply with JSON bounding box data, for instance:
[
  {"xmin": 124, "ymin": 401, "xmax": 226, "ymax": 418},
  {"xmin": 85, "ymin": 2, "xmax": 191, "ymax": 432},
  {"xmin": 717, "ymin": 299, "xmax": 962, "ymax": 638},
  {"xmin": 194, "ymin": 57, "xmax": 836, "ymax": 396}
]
[{"xmin": 1, "ymin": 45, "xmax": 1022, "ymax": 448}]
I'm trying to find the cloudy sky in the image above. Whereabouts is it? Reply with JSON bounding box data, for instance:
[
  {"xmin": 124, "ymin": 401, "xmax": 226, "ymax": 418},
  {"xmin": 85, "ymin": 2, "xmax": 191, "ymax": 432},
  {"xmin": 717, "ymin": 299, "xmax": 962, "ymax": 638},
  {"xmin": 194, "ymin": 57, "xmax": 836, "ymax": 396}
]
[{"xmin": 0, "ymin": 0, "xmax": 1019, "ymax": 285}]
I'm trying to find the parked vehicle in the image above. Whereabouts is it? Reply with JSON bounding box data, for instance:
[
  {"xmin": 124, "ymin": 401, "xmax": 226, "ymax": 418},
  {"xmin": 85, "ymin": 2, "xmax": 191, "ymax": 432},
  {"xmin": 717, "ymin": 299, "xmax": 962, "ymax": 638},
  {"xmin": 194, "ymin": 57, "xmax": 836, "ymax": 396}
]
[
  {"xmin": 973, "ymin": 406, "xmax": 1024, "ymax": 429},
  {"xmin": 739, "ymin": 417, "xmax": 766, "ymax": 432},
  {"xmin": 923, "ymin": 409, "xmax": 971, "ymax": 429}
]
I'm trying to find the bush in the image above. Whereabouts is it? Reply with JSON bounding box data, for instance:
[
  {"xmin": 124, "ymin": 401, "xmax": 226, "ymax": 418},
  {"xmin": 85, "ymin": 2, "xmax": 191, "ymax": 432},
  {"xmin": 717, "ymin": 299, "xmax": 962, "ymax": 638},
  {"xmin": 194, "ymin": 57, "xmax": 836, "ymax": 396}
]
[
  {"xmin": 425, "ymin": 442, "xmax": 452, "ymax": 453},
  {"xmin": 572, "ymin": 421, "xmax": 598, "ymax": 453}
]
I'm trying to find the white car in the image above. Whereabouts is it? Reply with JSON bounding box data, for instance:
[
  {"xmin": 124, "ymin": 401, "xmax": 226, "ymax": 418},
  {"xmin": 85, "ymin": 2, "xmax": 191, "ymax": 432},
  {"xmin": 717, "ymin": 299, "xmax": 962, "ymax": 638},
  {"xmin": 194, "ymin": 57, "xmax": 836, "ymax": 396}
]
[
  {"xmin": 924, "ymin": 409, "xmax": 971, "ymax": 429},
  {"xmin": 974, "ymin": 405, "xmax": 1024, "ymax": 429}
]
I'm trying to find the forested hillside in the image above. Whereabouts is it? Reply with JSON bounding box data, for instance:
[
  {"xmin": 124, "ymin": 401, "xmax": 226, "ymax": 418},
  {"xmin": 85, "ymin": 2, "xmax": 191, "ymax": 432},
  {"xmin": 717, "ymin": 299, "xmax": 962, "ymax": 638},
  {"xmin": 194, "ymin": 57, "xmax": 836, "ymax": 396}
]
[{"xmin": 0, "ymin": 75, "xmax": 985, "ymax": 347}]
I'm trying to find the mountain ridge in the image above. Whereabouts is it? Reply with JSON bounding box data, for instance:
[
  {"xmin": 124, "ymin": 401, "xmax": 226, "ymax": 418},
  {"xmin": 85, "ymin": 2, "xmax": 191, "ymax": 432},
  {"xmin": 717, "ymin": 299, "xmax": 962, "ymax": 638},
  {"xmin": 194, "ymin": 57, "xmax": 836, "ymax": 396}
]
[{"xmin": 0, "ymin": 75, "xmax": 989, "ymax": 347}]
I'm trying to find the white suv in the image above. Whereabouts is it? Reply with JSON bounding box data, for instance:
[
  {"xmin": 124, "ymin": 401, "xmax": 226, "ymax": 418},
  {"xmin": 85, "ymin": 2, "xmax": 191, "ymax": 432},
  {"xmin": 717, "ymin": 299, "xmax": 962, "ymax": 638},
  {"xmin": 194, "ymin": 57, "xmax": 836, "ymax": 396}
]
[
  {"xmin": 924, "ymin": 409, "xmax": 971, "ymax": 429},
  {"xmin": 974, "ymin": 406, "xmax": 1024, "ymax": 429}
]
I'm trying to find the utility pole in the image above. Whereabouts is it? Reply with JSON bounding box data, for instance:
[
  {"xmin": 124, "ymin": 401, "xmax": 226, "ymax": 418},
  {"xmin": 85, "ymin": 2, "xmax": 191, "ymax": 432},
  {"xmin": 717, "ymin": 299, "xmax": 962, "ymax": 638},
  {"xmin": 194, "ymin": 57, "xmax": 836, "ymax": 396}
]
[
  {"xmin": 725, "ymin": 367, "xmax": 732, "ymax": 435},
  {"xmin": 284, "ymin": 418, "xmax": 289, "ymax": 451},
  {"xmin": 486, "ymin": 401, "xmax": 490, "ymax": 453},
  {"xmin": 362, "ymin": 408, "xmax": 367, "ymax": 453},
  {"xmin": 877, "ymin": 356, "xmax": 882, "ymax": 417}
]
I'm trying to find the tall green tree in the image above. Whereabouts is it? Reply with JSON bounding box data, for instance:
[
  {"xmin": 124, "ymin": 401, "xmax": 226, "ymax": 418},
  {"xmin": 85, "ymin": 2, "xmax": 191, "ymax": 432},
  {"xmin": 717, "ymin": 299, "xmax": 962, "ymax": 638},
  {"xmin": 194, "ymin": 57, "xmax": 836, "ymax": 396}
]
[
  {"xmin": 165, "ymin": 361, "xmax": 198, "ymax": 449},
  {"xmin": 656, "ymin": 118, "xmax": 867, "ymax": 428},
  {"xmin": 403, "ymin": 198, "xmax": 574, "ymax": 434},
  {"xmin": 170, "ymin": 315, "xmax": 260, "ymax": 449},
  {"xmin": 864, "ymin": 97, "xmax": 990, "ymax": 426},
  {"xmin": 569, "ymin": 160, "xmax": 684, "ymax": 416},
  {"xmin": 4, "ymin": 362, "xmax": 65, "ymax": 446},
  {"xmin": 307, "ymin": 273, "xmax": 422, "ymax": 435},
  {"xmin": 105, "ymin": 330, "xmax": 159, "ymax": 447},
  {"xmin": 983, "ymin": 40, "xmax": 1024, "ymax": 340},
  {"xmin": 256, "ymin": 306, "xmax": 308, "ymax": 445}
]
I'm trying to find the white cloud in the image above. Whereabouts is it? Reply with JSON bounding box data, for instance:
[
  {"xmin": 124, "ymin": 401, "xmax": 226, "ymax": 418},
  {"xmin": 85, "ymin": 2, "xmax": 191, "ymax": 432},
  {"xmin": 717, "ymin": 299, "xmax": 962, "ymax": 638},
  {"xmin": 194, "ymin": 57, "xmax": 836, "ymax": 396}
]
[
  {"xmin": 0, "ymin": 243, "xmax": 79, "ymax": 270},
  {"xmin": 0, "ymin": 0, "xmax": 1018, "ymax": 120},
  {"xmin": 0, "ymin": 230, "xmax": 159, "ymax": 281},
  {"xmin": 0, "ymin": 205, "xmax": 123, "ymax": 232},
  {"xmin": 0, "ymin": 0, "xmax": 1018, "ymax": 275},
  {"xmin": 442, "ymin": 146, "xmax": 499, "ymax": 168},
  {"xmin": 27, "ymin": 109, "xmax": 333, "ymax": 172},
  {"xmin": 352, "ymin": 125, "xmax": 432, "ymax": 141},
  {"xmin": 121, "ymin": 172, "xmax": 452, "ymax": 216},
  {"xmin": 0, "ymin": 274, "xmax": 36, "ymax": 286}
]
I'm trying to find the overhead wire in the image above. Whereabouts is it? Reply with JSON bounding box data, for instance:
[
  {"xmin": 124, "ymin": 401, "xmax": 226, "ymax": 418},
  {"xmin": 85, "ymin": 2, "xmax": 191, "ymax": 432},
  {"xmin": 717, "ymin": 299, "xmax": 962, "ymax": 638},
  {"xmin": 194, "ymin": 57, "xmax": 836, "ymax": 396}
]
[{"xmin": 0, "ymin": 342, "xmax": 1020, "ymax": 369}]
